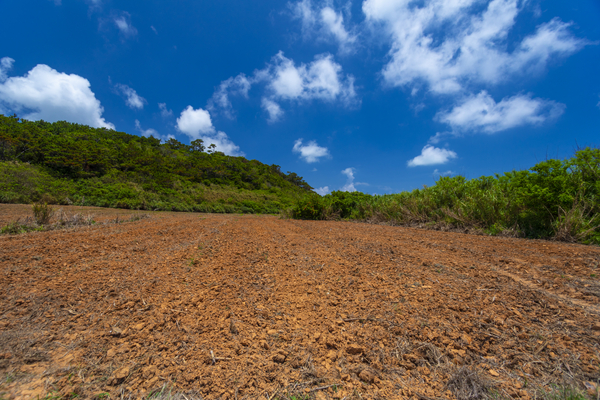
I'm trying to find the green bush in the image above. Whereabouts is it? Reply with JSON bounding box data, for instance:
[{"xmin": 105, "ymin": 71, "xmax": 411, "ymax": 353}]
[
  {"xmin": 32, "ymin": 202, "xmax": 54, "ymax": 225},
  {"xmin": 289, "ymin": 147, "xmax": 600, "ymax": 245}
]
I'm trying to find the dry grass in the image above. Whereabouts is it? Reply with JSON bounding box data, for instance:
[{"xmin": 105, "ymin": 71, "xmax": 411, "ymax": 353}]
[
  {"xmin": 445, "ymin": 366, "xmax": 493, "ymax": 400},
  {"xmin": 0, "ymin": 207, "xmax": 151, "ymax": 235}
]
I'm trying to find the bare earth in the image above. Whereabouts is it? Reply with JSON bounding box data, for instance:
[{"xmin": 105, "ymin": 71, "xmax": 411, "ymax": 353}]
[{"xmin": 1, "ymin": 204, "xmax": 599, "ymax": 400}]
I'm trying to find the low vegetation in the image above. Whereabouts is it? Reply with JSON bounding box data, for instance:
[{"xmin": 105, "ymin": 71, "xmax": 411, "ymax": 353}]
[
  {"xmin": 288, "ymin": 147, "xmax": 600, "ymax": 245},
  {"xmin": 0, "ymin": 202, "xmax": 149, "ymax": 235},
  {"xmin": 0, "ymin": 114, "xmax": 312, "ymax": 213}
]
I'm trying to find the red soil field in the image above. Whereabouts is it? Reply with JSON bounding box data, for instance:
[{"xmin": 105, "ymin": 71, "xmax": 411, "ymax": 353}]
[{"xmin": 1, "ymin": 204, "xmax": 599, "ymax": 399}]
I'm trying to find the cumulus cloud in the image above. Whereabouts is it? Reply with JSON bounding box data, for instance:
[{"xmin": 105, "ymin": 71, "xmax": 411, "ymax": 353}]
[
  {"xmin": 292, "ymin": 138, "xmax": 330, "ymax": 163},
  {"xmin": 199, "ymin": 131, "xmax": 244, "ymax": 157},
  {"xmin": 176, "ymin": 106, "xmax": 243, "ymax": 156},
  {"xmin": 113, "ymin": 12, "xmax": 137, "ymax": 38},
  {"xmin": 209, "ymin": 52, "xmax": 358, "ymax": 123},
  {"xmin": 176, "ymin": 106, "xmax": 215, "ymax": 137},
  {"xmin": 158, "ymin": 102, "xmax": 173, "ymax": 118},
  {"xmin": 114, "ymin": 83, "xmax": 146, "ymax": 110},
  {"xmin": 436, "ymin": 91, "xmax": 565, "ymax": 133},
  {"xmin": 264, "ymin": 52, "xmax": 358, "ymax": 105},
  {"xmin": 407, "ymin": 145, "xmax": 457, "ymax": 167},
  {"xmin": 0, "ymin": 61, "xmax": 114, "ymax": 129},
  {"xmin": 262, "ymin": 98, "xmax": 284, "ymax": 123},
  {"xmin": 315, "ymin": 186, "xmax": 330, "ymax": 196},
  {"xmin": 340, "ymin": 167, "xmax": 356, "ymax": 192},
  {"xmin": 291, "ymin": 0, "xmax": 357, "ymax": 53},
  {"xmin": 0, "ymin": 57, "xmax": 14, "ymax": 82},
  {"xmin": 362, "ymin": 0, "xmax": 588, "ymax": 94},
  {"xmin": 208, "ymin": 74, "xmax": 251, "ymax": 119}
]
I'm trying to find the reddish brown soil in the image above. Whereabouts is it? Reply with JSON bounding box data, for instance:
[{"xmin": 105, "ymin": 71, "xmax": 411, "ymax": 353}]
[{"xmin": 1, "ymin": 204, "xmax": 599, "ymax": 400}]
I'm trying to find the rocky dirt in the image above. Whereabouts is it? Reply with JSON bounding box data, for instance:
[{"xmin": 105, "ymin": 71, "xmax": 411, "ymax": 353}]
[{"xmin": 0, "ymin": 204, "xmax": 599, "ymax": 400}]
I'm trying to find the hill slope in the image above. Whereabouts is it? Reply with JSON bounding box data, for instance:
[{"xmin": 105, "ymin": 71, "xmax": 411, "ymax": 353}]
[{"xmin": 0, "ymin": 114, "xmax": 313, "ymax": 213}]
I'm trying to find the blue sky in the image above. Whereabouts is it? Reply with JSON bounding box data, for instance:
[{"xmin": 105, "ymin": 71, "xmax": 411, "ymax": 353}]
[{"xmin": 0, "ymin": 0, "xmax": 599, "ymax": 195}]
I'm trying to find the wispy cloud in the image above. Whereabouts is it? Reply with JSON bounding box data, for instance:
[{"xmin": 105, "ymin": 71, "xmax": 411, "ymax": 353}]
[
  {"xmin": 292, "ymin": 139, "xmax": 330, "ymax": 163},
  {"xmin": 113, "ymin": 11, "xmax": 137, "ymax": 39},
  {"xmin": 158, "ymin": 103, "xmax": 173, "ymax": 118},
  {"xmin": 114, "ymin": 83, "xmax": 146, "ymax": 110},
  {"xmin": 437, "ymin": 91, "xmax": 565, "ymax": 133},
  {"xmin": 433, "ymin": 169, "xmax": 454, "ymax": 177},
  {"xmin": 208, "ymin": 74, "xmax": 251, "ymax": 119},
  {"xmin": 290, "ymin": 0, "xmax": 357, "ymax": 54},
  {"xmin": 262, "ymin": 98, "xmax": 283, "ymax": 123},
  {"xmin": 0, "ymin": 57, "xmax": 14, "ymax": 82},
  {"xmin": 340, "ymin": 167, "xmax": 356, "ymax": 192}
]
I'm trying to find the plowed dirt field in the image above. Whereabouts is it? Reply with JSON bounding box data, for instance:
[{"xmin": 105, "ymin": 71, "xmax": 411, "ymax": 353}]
[{"xmin": 1, "ymin": 204, "xmax": 599, "ymax": 400}]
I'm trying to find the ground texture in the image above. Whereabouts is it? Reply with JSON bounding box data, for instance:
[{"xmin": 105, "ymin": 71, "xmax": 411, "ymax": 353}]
[{"xmin": 0, "ymin": 204, "xmax": 599, "ymax": 400}]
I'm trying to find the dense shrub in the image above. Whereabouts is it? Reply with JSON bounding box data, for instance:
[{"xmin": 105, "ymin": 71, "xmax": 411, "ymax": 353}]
[{"xmin": 289, "ymin": 147, "xmax": 600, "ymax": 245}]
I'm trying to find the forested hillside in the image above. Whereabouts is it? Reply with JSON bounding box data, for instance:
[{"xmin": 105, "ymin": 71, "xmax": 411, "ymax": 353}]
[{"xmin": 0, "ymin": 114, "xmax": 313, "ymax": 213}]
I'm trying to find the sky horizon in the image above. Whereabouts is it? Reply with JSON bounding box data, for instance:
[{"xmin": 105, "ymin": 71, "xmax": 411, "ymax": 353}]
[{"xmin": 1, "ymin": 0, "xmax": 599, "ymax": 195}]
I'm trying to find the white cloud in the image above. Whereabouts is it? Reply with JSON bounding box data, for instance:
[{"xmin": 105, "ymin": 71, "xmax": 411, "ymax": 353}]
[
  {"xmin": 208, "ymin": 74, "xmax": 251, "ymax": 118},
  {"xmin": 158, "ymin": 102, "xmax": 173, "ymax": 118},
  {"xmin": 176, "ymin": 106, "xmax": 214, "ymax": 137},
  {"xmin": 200, "ymin": 131, "xmax": 244, "ymax": 157},
  {"xmin": 151, "ymin": 26, "xmax": 158, "ymax": 35},
  {"xmin": 363, "ymin": 0, "xmax": 588, "ymax": 94},
  {"xmin": 433, "ymin": 169, "xmax": 453, "ymax": 177},
  {"xmin": 113, "ymin": 12, "xmax": 137, "ymax": 38},
  {"xmin": 315, "ymin": 186, "xmax": 330, "ymax": 196},
  {"xmin": 209, "ymin": 51, "xmax": 358, "ymax": 123},
  {"xmin": 114, "ymin": 83, "xmax": 146, "ymax": 110},
  {"xmin": 292, "ymin": 138, "xmax": 330, "ymax": 163},
  {"xmin": 407, "ymin": 145, "xmax": 457, "ymax": 167},
  {"xmin": 340, "ymin": 167, "xmax": 356, "ymax": 192},
  {"xmin": 427, "ymin": 132, "xmax": 447, "ymax": 144},
  {"xmin": 291, "ymin": 0, "xmax": 357, "ymax": 53},
  {"xmin": 135, "ymin": 120, "xmax": 158, "ymax": 137},
  {"xmin": 265, "ymin": 52, "xmax": 358, "ymax": 105},
  {"xmin": 0, "ymin": 62, "xmax": 114, "ymax": 129},
  {"xmin": 134, "ymin": 119, "xmax": 175, "ymax": 142},
  {"xmin": 436, "ymin": 91, "xmax": 565, "ymax": 133},
  {"xmin": 0, "ymin": 57, "xmax": 14, "ymax": 82},
  {"xmin": 176, "ymin": 106, "xmax": 243, "ymax": 156},
  {"xmin": 262, "ymin": 98, "xmax": 284, "ymax": 123}
]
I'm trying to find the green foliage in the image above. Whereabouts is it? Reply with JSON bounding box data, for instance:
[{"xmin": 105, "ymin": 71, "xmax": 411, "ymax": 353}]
[
  {"xmin": 0, "ymin": 114, "xmax": 313, "ymax": 214},
  {"xmin": 541, "ymin": 384, "xmax": 590, "ymax": 400},
  {"xmin": 32, "ymin": 202, "xmax": 55, "ymax": 225},
  {"xmin": 290, "ymin": 148, "xmax": 600, "ymax": 245}
]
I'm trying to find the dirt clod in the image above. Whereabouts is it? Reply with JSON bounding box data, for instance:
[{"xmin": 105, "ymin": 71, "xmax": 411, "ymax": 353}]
[
  {"xmin": 359, "ymin": 369, "xmax": 376, "ymax": 383},
  {"xmin": 113, "ymin": 366, "xmax": 130, "ymax": 381},
  {"xmin": 346, "ymin": 344, "xmax": 364, "ymax": 355}
]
